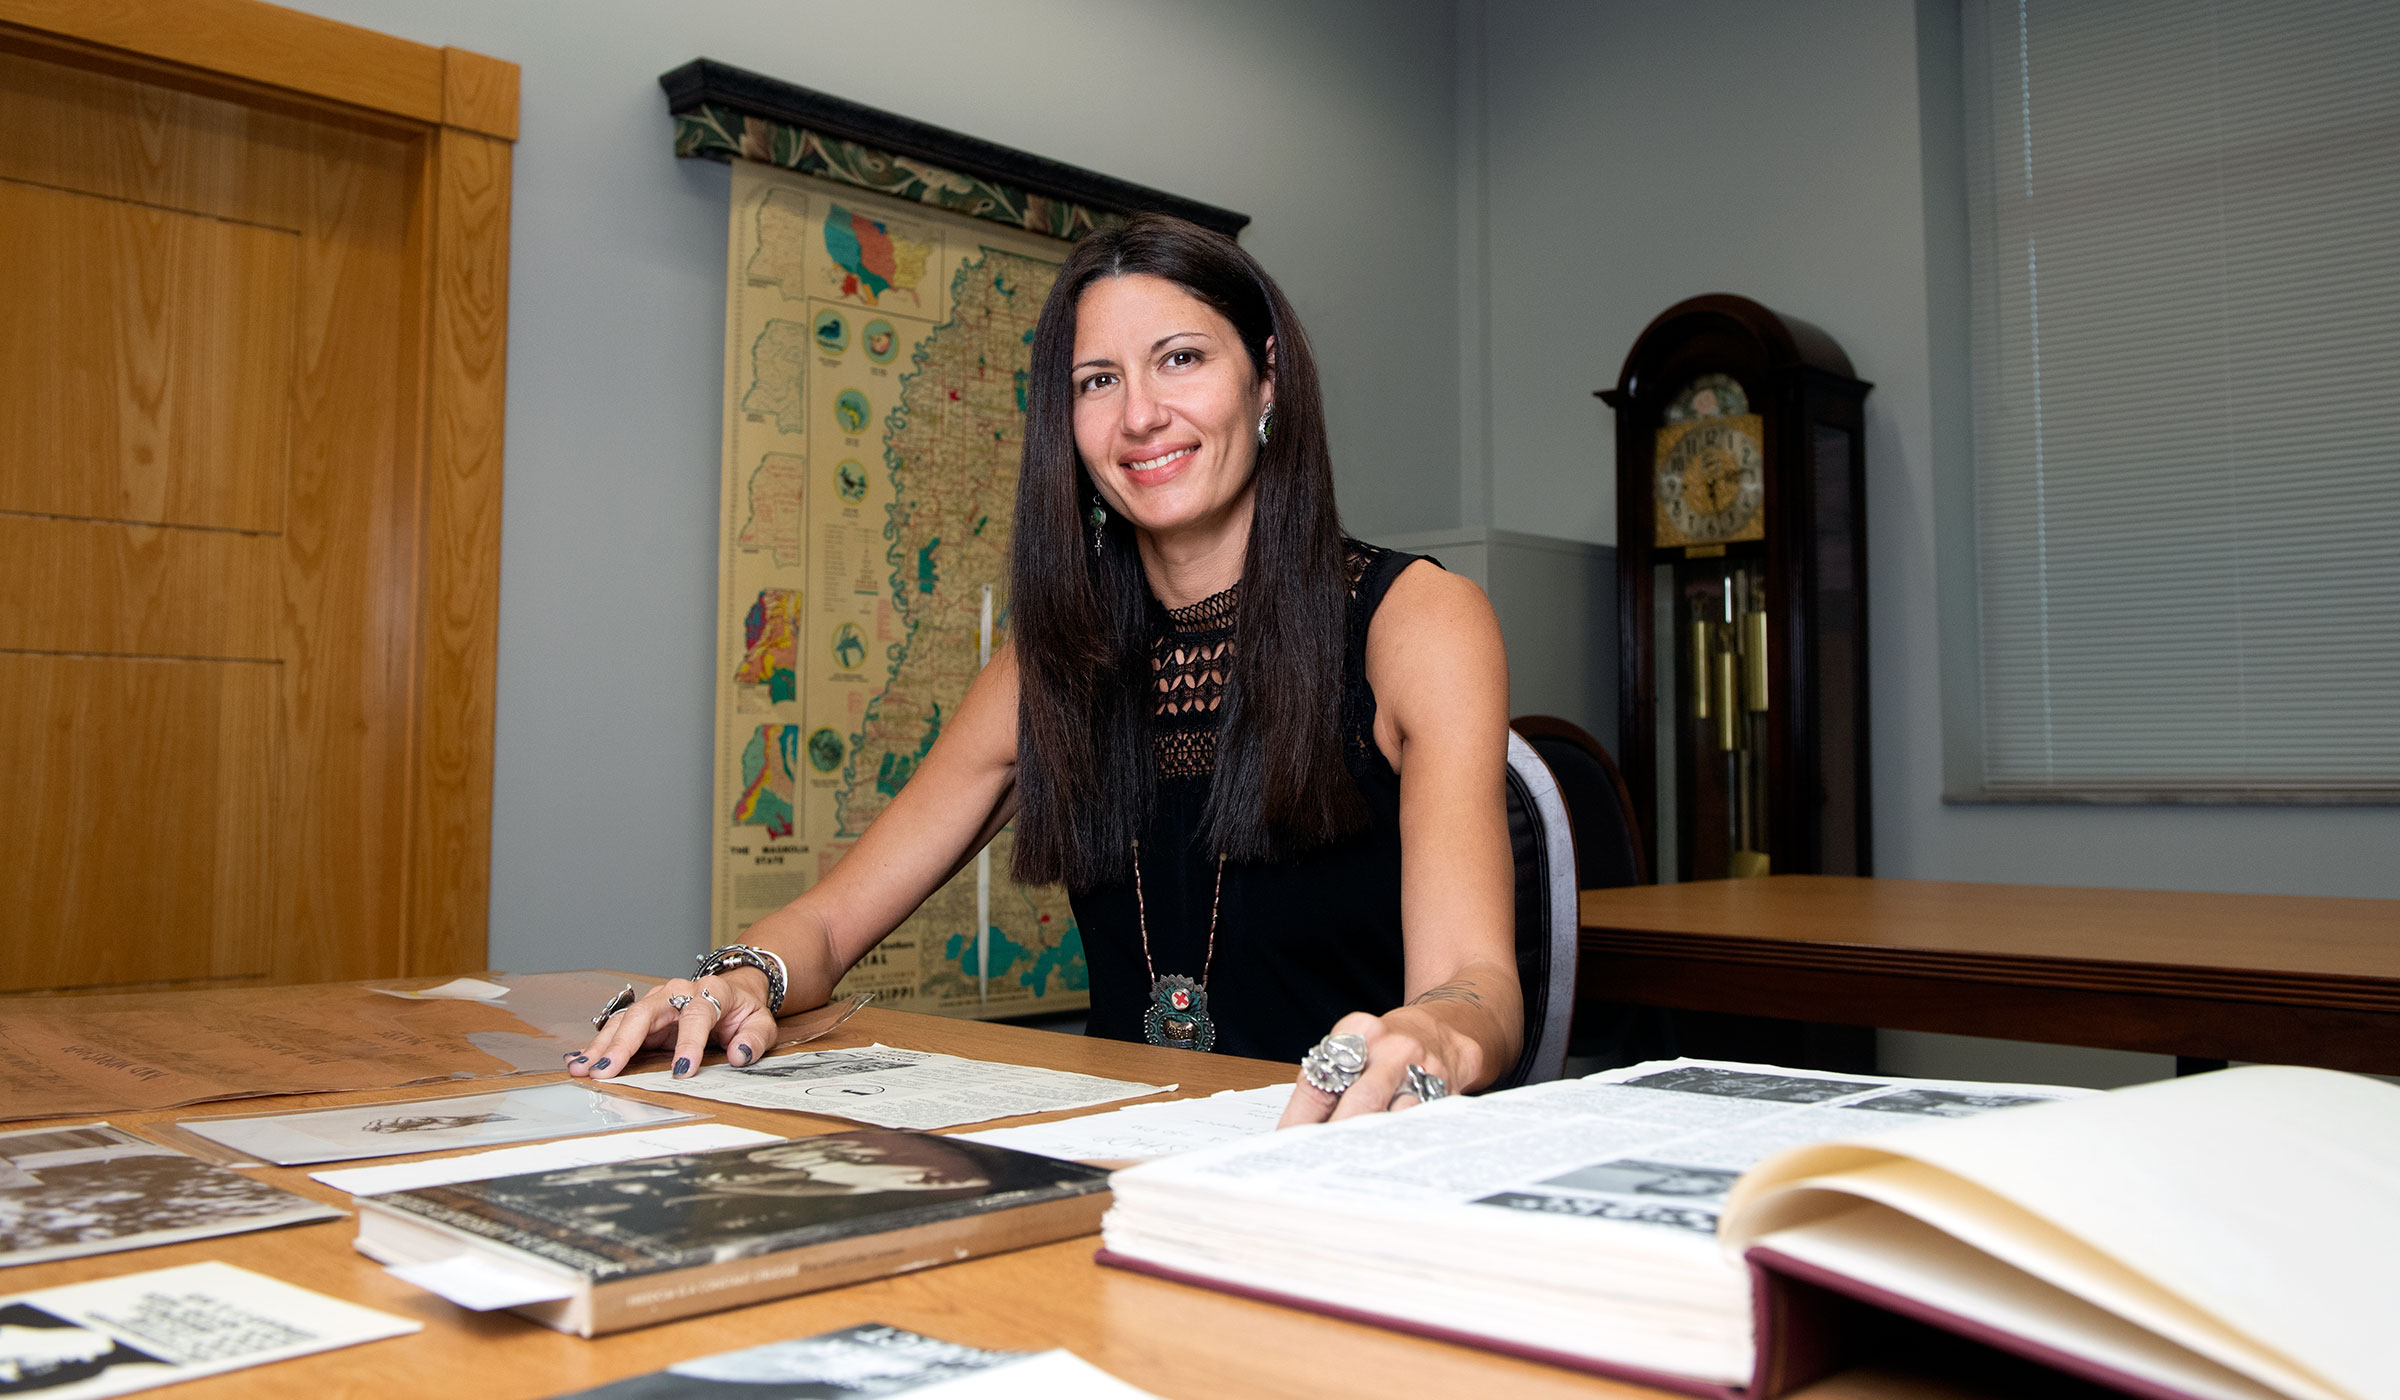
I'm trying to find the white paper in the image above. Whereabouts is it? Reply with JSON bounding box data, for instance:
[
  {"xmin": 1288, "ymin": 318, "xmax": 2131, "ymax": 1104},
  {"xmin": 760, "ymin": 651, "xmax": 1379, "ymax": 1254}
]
[
  {"xmin": 310, "ymin": 1123, "xmax": 782, "ymax": 1196},
  {"xmin": 178, "ymin": 1081, "xmax": 702, "ymax": 1165},
  {"xmin": 615, "ymin": 1044, "xmax": 1169, "ymax": 1131},
  {"xmin": 384, "ymin": 1256, "xmax": 573, "ymax": 1311},
  {"xmin": 0, "ymin": 1261, "xmax": 416, "ymax": 1398},
  {"xmin": 366, "ymin": 977, "xmax": 511, "ymax": 1000},
  {"xmin": 914, "ymin": 1349, "xmax": 1162, "ymax": 1398},
  {"xmin": 958, "ymin": 1085, "xmax": 1290, "ymax": 1161}
]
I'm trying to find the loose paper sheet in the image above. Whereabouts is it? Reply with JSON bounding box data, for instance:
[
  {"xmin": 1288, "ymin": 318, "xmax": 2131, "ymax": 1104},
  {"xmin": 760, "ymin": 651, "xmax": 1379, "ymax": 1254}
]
[
  {"xmin": 0, "ymin": 1261, "xmax": 416, "ymax": 1399},
  {"xmin": 957, "ymin": 1084, "xmax": 1290, "ymax": 1161},
  {"xmin": 366, "ymin": 978, "xmax": 512, "ymax": 1001},
  {"xmin": 385, "ymin": 1255, "xmax": 573, "ymax": 1312},
  {"xmin": 614, "ymin": 1044, "xmax": 1169, "ymax": 1130},
  {"xmin": 175, "ymin": 1082, "xmax": 701, "ymax": 1166},
  {"xmin": 311, "ymin": 1123, "xmax": 781, "ymax": 1197}
]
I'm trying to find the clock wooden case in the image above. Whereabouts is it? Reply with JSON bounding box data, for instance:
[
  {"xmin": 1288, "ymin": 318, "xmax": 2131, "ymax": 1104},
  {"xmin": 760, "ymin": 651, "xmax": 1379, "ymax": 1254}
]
[{"xmin": 1599, "ymin": 295, "xmax": 1873, "ymax": 883}]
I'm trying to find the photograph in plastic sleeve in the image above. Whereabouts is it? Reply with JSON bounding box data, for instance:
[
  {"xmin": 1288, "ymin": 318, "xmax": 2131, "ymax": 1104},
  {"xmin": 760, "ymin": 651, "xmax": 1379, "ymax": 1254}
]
[
  {"xmin": 174, "ymin": 1082, "xmax": 702, "ymax": 1166},
  {"xmin": 0, "ymin": 1124, "xmax": 341, "ymax": 1269}
]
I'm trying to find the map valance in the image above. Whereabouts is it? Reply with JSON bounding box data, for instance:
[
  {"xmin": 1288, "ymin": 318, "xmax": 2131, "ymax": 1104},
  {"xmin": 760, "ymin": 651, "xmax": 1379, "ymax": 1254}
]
[{"xmin": 661, "ymin": 59, "xmax": 1249, "ymax": 244}]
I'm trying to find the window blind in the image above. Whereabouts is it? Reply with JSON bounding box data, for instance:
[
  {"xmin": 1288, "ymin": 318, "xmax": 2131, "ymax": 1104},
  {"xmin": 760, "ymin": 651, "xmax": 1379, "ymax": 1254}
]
[{"xmin": 1963, "ymin": 0, "xmax": 2400, "ymax": 794}]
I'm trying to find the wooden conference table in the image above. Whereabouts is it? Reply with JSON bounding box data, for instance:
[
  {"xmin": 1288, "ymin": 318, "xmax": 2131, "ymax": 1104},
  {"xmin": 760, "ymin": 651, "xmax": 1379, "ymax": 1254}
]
[
  {"xmin": 5, "ymin": 990, "xmax": 2001, "ymax": 1400},
  {"xmin": 1578, "ymin": 875, "xmax": 2400, "ymax": 1073}
]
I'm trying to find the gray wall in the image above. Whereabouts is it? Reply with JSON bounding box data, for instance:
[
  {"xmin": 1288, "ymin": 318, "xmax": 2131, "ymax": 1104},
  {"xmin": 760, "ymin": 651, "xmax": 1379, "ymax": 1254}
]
[
  {"xmin": 272, "ymin": 0, "xmax": 1463, "ymax": 978},
  {"xmin": 1467, "ymin": 0, "xmax": 2400, "ymax": 1085},
  {"xmin": 267, "ymin": 0, "xmax": 2396, "ymax": 1083}
]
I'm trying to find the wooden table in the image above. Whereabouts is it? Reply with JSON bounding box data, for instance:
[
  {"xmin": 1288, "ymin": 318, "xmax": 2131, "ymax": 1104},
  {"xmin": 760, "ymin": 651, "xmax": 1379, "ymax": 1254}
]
[
  {"xmin": 1578, "ymin": 875, "xmax": 2400, "ymax": 1073},
  {"xmin": 1, "ymin": 989, "xmax": 2052, "ymax": 1399}
]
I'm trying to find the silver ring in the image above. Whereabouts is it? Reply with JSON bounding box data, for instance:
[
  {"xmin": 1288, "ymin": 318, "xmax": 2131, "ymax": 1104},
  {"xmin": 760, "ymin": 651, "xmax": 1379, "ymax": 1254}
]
[
  {"xmin": 1399, "ymin": 1063, "xmax": 1450, "ymax": 1106},
  {"xmin": 591, "ymin": 983, "xmax": 637, "ymax": 1030},
  {"xmin": 1300, "ymin": 1032, "xmax": 1369, "ymax": 1096},
  {"xmin": 699, "ymin": 990, "xmax": 724, "ymax": 1016},
  {"xmin": 667, "ymin": 994, "xmax": 693, "ymax": 1012}
]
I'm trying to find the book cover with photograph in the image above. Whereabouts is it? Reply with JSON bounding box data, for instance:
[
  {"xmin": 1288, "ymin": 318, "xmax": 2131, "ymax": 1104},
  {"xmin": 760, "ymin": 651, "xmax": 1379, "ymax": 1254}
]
[
  {"xmin": 0, "ymin": 1124, "xmax": 341, "ymax": 1268},
  {"xmin": 359, "ymin": 1130, "xmax": 1114, "ymax": 1335}
]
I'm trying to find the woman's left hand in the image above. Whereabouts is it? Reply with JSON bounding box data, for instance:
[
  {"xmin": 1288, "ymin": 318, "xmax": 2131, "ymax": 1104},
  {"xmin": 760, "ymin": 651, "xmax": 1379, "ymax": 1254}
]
[{"xmin": 1275, "ymin": 1009, "xmax": 1460, "ymax": 1127}]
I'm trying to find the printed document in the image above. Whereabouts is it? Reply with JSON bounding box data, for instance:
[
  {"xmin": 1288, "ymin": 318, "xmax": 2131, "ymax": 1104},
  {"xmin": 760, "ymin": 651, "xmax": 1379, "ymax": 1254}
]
[{"xmin": 615, "ymin": 1044, "xmax": 1168, "ymax": 1130}]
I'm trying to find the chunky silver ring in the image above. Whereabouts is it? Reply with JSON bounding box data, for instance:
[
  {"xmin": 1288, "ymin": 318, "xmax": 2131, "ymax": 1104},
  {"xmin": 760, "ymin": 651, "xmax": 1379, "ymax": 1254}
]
[
  {"xmin": 698, "ymin": 990, "xmax": 724, "ymax": 1016},
  {"xmin": 667, "ymin": 994, "xmax": 693, "ymax": 1012},
  {"xmin": 591, "ymin": 983, "xmax": 637, "ymax": 1030},
  {"xmin": 1403, "ymin": 1063, "xmax": 1450, "ymax": 1104},
  {"xmin": 1300, "ymin": 1032, "xmax": 1370, "ymax": 1096}
]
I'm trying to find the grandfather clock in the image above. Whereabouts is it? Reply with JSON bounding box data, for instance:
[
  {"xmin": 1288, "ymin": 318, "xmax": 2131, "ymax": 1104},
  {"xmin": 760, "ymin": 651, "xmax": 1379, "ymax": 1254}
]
[{"xmin": 1599, "ymin": 296, "xmax": 1872, "ymax": 884}]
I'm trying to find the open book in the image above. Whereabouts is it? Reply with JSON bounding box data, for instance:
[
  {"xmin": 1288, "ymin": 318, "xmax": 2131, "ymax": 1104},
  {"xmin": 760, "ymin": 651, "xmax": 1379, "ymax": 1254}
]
[
  {"xmin": 1099, "ymin": 1061, "xmax": 2399, "ymax": 1400},
  {"xmin": 1723, "ymin": 1064, "xmax": 2398, "ymax": 1400}
]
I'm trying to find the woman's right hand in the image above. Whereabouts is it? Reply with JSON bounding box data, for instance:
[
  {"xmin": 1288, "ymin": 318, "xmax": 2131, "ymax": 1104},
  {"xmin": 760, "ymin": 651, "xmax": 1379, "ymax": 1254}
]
[{"xmin": 565, "ymin": 967, "xmax": 779, "ymax": 1081}]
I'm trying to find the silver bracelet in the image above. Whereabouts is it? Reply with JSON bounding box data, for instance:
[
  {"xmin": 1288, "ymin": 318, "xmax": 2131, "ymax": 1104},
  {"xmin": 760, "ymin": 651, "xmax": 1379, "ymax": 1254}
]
[{"xmin": 695, "ymin": 944, "xmax": 787, "ymax": 1016}]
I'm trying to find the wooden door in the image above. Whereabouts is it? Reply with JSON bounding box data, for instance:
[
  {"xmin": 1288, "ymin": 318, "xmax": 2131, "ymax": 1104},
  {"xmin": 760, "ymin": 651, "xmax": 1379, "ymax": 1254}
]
[{"xmin": 0, "ymin": 5, "xmax": 513, "ymax": 993}]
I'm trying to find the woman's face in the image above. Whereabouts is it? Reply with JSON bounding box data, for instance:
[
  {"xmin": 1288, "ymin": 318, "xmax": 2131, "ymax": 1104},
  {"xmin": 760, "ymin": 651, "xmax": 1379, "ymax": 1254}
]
[{"xmin": 1069, "ymin": 273, "xmax": 1270, "ymax": 542}]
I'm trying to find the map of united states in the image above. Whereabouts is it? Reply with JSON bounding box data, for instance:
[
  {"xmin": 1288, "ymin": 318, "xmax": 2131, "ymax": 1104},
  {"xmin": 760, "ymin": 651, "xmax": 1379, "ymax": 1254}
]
[{"xmin": 823, "ymin": 203, "xmax": 929, "ymax": 306}]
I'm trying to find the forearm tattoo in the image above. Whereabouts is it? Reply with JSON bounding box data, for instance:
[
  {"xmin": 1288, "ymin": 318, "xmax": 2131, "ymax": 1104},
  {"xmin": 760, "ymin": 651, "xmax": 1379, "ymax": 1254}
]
[{"xmin": 1410, "ymin": 978, "xmax": 1485, "ymax": 1008}]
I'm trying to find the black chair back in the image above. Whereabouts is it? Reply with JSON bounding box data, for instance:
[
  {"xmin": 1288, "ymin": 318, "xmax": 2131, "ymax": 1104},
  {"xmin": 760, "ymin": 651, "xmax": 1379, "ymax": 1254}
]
[{"xmin": 1511, "ymin": 716, "xmax": 1647, "ymax": 889}]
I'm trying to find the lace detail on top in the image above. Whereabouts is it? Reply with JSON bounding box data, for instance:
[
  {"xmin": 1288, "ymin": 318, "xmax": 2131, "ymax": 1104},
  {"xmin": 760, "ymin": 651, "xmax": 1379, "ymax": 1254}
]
[
  {"xmin": 1153, "ymin": 583, "xmax": 1237, "ymax": 779},
  {"xmin": 1150, "ymin": 543, "xmax": 1385, "ymax": 781}
]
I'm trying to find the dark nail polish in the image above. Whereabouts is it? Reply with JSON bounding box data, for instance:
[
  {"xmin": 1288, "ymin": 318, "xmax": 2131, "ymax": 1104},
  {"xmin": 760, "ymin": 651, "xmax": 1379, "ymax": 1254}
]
[
  {"xmin": 673, "ymin": 1057, "xmax": 691, "ymax": 1076},
  {"xmin": 592, "ymin": 1057, "xmax": 610, "ymax": 1071},
  {"xmin": 735, "ymin": 1045, "xmax": 753, "ymax": 1065},
  {"xmin": 570, "ymin": 1053, "xmax": 587, "ymax": 1063}
]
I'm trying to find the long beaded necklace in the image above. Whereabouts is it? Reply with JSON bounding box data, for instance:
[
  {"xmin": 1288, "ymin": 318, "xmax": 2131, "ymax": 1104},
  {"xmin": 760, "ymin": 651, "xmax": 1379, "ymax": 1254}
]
[{"xmin": 1132, "ymin": 837, "xmax": 1227, "ymax": 1052}]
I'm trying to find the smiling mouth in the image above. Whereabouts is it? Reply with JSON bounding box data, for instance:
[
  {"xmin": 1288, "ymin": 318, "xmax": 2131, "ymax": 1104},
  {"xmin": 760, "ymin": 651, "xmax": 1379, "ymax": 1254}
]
[{"xmin": 1124, "ymin": 446, "xmax": 1195, "ymax": 472}]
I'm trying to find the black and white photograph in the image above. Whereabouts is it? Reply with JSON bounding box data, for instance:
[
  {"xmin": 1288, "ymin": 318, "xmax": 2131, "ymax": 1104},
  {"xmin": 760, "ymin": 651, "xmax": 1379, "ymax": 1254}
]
[
  {"xmin": 1621, "ymin": 1067, "xmax": 1885, "ymax": 1105},
  {"xmin": 1843, "ymin": 1089, "xmax": 2058, "ymax": 1119},
  {"xmin": 0, "ymin": 1123, "xmax": 340, "ymax": 1268},
  {"xmin": 736, "ymin": 1052, "xmax": 926, "ymax": 1083},
  {"xmin": 175, "ymin": 1082, "xmax": 700, "ymax": 1166},
  {"xmin": 385, "ymin": 1130, "xmax": 1111, "ymax": 1278},
  {"xmin": 1471, "ymin": 1190, "xmax": 1720, "ymax": 1237},
  {"xmin": 549, "ymin": 1322, "xmax": 1027, "ymax": 1398},
  {"xmin": 1537, "ymin": 1159, "xmax": 1742, "ymax": 1201},
  {"xmin": 0, "ymin": 1302, "xmax": 172, "ymax": 1395}
]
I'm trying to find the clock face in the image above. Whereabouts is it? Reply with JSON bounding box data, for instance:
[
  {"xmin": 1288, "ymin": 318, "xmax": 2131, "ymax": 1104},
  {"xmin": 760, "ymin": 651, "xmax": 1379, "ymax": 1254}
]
[{"xmin": 1654, "ymin": 414, "xmax": 1766, "ymax": 547}]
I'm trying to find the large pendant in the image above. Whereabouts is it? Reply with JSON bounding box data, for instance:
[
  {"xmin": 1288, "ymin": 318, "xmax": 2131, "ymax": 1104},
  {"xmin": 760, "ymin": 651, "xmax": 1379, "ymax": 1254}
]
[{"xmin": 1142, "ymin": 974, "xmax": 1217, "ymax": 1053}]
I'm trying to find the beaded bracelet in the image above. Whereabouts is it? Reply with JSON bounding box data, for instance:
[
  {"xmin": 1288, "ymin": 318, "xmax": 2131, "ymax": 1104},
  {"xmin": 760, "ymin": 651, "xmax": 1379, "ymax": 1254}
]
[{"xmin": 695, "ymin": 944, "xmax": 788, "ymax": 1016}]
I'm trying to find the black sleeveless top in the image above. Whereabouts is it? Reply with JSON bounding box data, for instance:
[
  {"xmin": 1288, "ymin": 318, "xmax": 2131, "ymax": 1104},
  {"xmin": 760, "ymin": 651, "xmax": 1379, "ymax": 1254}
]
[{"xmin": 1069, "ymin": 540, "xmax": 1428, "ymax": 1063}]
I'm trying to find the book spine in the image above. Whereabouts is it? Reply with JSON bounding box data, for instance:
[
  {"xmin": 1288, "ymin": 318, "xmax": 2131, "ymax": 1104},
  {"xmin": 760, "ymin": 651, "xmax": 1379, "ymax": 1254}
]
[{"xmin": 577, "ymin": 1192, "xmax": 1111, "ymax": 1335}]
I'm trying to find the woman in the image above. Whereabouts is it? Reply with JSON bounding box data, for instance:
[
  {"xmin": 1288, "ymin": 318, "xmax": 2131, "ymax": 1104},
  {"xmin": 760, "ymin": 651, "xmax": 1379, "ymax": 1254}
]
[{"xmin": 575, "ymin": 215, "xmax": 1518, "ymax": 1122}]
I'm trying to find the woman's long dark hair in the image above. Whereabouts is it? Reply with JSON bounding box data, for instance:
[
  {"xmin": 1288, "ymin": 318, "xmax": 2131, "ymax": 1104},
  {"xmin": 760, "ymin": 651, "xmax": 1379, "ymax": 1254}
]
[{"xmin": 1010, "ymin": 214, "xmax": 1366, "ymax": 888}]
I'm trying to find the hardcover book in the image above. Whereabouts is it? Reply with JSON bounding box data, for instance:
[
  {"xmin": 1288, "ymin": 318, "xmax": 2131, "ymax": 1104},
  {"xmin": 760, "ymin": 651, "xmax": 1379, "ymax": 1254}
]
[
  {"xmin": 1099, "ymin": 1062, "xmax": 2400, "ymax": 1400},
  {"xmin": 357, "ymin": 1129, "xmax": 1113, "ymax": 1336}
]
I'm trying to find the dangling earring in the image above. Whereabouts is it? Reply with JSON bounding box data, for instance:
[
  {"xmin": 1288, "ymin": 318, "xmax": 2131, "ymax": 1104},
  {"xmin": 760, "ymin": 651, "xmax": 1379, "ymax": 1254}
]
[
  {"xmin": 1088, "ymin": 499, "xmax": 1108, "ymax": 557},
  {"xmin": 1256, "ymin": 403, "xmax": 1275, "ymax": 446}
]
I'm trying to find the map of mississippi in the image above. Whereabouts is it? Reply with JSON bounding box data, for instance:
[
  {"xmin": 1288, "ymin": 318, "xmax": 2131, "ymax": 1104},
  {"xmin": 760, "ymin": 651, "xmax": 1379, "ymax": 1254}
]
[{"xmin": 713, "ymin": 162, "xmax": 1085, "ymax": 1019}]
